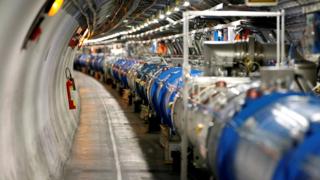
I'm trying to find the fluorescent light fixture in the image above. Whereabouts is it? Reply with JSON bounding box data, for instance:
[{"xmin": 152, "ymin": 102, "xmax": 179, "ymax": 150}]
[
  {"xmin": 174, "ymin": 7, "xmax": 180, "ymax": 12},
  {"xmin": 47, "ymin": 0, "xmax": 64, "ymax": 17},
  {"xmin": 166, "ymin": 17, "xmax": 175, "ymax": 23},
  {"xmin": 183, "ymin": 1, "xmax": 190, "ymax": 7},
  {"xmin": 159, "ymin": 14, "xmax": 165, "ymax": 19},
  {"xmin": 213, "ymin": 3, "xmax": 224, "ymax": 10}
]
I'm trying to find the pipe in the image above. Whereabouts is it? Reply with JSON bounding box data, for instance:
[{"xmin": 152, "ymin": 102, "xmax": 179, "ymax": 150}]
[
  {"xmin": 85, "ymin": 0, "xmax": 97, "ymax": 36},
  {"xmin": 203, "ymin": 38, "xmax": 286, "ymax": 75},
  {"xmin": 71, "ymin": 0, "xmax": 92, "ymax": 35}
]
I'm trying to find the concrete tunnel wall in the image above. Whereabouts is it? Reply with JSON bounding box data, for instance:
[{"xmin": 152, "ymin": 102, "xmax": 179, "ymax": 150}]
[{"xmin": 0, "ymin": 1, "xmax": 80, "ymax": 180}]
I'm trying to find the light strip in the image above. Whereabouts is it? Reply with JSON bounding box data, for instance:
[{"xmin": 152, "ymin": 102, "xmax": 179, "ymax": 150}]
[
  {"xmin": 126, "ymin": 26, "xmax": 213, "ymax": 45},
  {"xmin": 85, "ymin": 1, "xmax": 192, "ymax": 44},
  {"xmin": 87, "ymin": 17, "xmax": 244, "ymax": 46}
]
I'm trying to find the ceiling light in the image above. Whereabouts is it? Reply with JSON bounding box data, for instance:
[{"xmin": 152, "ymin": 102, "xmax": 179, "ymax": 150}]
[
  {"xmin": 159, "ymin": 14, "xmax": 165, "ymax": 19},
  {"xmin": 166, "ymin": 10, "xmax": 172, "ymax": 16},
  {"xmin": 123, "ymin": 19, "xmax": 128, "ymax": 23},
  {"xmin": 166, "ymin": 17, "xmax": 175, "ymax": 23},
  {"xmin": 174, "ymin": 7, "xmax": 180, "ymax": 12},
  {"xmin": 213, "ymin": 3, "xmax": 224, "ymax": 10},
  {"xmin": 183, "ymin": 1, "xmax": 190, "ymax": 7},
  {"xmin": 48, "ymin": 0, "xmax": 64, "ymax": 16}
]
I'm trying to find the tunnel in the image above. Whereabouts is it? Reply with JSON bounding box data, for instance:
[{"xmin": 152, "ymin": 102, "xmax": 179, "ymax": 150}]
[{"xmin": 1, "ymin": 0, "xmax": 320, "ymax": 180}]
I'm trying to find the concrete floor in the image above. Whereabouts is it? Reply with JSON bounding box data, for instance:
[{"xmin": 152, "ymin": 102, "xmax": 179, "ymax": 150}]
[{"xmin": 63, "ymin": 72, "xmax": 179, "ymax": 180}]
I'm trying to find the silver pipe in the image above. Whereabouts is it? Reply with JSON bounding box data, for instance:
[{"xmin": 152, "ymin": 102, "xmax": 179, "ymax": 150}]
[{"xmin": 203, "ymin": 39, "xmax": 283, "ymax": 76}]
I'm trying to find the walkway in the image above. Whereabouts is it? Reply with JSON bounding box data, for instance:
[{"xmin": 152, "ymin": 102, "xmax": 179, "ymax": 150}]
[{"xmin": 63, "ymin": 72, "xmax": 179, "ymax": 180}]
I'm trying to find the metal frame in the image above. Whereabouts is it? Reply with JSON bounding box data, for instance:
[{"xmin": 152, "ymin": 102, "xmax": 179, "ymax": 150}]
[{"xmin": 181, "ymin": 10, "xmax": 285, "ymax": 180}]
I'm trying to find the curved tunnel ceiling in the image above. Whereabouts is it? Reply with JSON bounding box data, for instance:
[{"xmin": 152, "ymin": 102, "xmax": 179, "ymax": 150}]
[
  {"xmin": 63, "ymin": 0, "xmax": 242, "ymax": 39},
  {"xmin": 66, "ymin": 0, "xmax": 320, "ymax": 44}
]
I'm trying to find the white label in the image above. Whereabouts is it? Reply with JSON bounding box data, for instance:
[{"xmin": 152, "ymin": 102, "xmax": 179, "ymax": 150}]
[{"xmin": 71, "ymin": 90, "xmax": 77, "ymax": 108}]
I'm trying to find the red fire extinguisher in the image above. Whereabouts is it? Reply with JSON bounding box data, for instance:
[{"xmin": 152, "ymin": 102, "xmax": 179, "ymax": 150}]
[{"xmin": 65, "ymin": 67, "xmax": 77, "ymax": 109}]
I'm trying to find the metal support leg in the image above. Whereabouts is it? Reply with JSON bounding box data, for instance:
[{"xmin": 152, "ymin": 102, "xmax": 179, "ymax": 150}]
[
  {"xmin": 281, "ymin": 9, "xmax": 285, "ymax": 64},
  {"xmin": 277, "ymin": 13, "xmax": 280, "ymax": 67},
  {"xmin": 181, "ymin": 12, "xmax": 189, "ymax": 180}
]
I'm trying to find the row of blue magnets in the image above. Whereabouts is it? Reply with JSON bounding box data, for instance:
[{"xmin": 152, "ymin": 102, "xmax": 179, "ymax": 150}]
[
  {"xmin": 74, "ymin": 53, "xmax": 105, "ymax": 73},
  {"xmin": 110, "ymin": 58, "xmax": 202, "ymax": 128}
]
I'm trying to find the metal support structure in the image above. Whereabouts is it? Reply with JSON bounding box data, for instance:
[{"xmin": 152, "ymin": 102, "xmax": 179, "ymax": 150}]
[
  {"xmin": 181, "ymin": 11, "xmax": 190, "ymax": 180},
  {"xmin": 185, "ymin": 10, "xmax": 282, "ymax": 17},
  {"xmin": 281, "ymin": 9, "xmax": 286, "ymax": 64},
  {"xmin": 277, "ymin": 14, "xmax": 281, "ymax": 66},
  {"xmin": 181, "ymin": 10, "xmax": 285, "ymax": 179}
]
